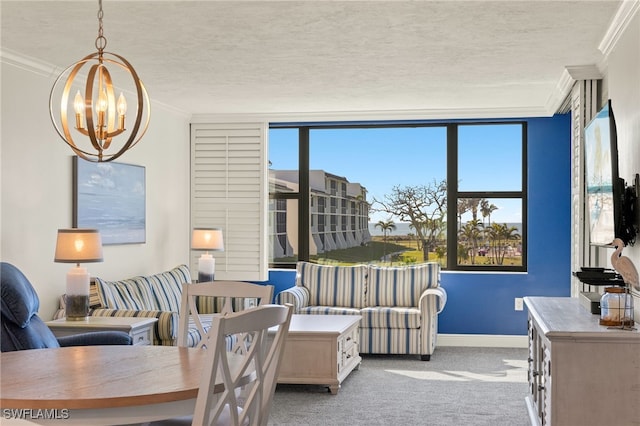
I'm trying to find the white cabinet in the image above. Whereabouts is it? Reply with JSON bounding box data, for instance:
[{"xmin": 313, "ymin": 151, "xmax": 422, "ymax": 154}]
[
  {"xmin": 47, "ymin": 316, "xmax": 157, "ymax": 346},
  {"xmin": 524, "ymin": 297, "xmax": 640, "ymax": 426}
]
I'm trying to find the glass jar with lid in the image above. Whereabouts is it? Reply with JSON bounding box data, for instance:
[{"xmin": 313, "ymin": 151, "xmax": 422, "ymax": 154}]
[{"xmin": 599, "ymin": 286, "xmax": 634, "ymax": 327}]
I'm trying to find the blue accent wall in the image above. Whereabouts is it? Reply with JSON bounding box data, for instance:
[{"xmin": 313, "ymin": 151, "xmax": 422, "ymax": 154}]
[{"xmin": 256, "ymin": 114, "xmax": 572, "ymax": 336}]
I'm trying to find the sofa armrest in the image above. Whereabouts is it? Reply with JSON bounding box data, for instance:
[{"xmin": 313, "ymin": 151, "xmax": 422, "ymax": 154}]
[
  {"xmin": 90, "ymin": 308, "xmax": 178, "ymax": 345},
  {"xmin": 419, "ymin": 287, "xmax": 447, "ymax": 314},
  {"xmin": 275, "ymin": 286, "xmax": 309, "ymax": 313}
]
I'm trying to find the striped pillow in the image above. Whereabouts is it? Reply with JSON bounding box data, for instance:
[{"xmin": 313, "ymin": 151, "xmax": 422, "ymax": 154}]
[
  {"xmin": 367, "ymin": 263, "xmax": 440, "ymax": 307},
  {"xmin": 89, "ymin": 281, "xmax": 103, "ymax": 308},
  {"xmin": 134, "ymin": 265, "xmax": 190, "ymax": 312},
  {"xmin": 95, "ymin": 277, "xmax": 154, "ymax": 310},
  {"xmin": 95, "ymin": 265, "xmax": 191, "ymax": 312},
  {"xmin": 296, "ymin": 262, "xmax": 368, "ymax": 308}
]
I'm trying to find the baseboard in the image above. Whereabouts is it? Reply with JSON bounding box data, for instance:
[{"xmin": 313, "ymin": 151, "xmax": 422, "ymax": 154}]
[{"xmin": 438, "ymin": 333, "xmax": 528, "ymax": 348}]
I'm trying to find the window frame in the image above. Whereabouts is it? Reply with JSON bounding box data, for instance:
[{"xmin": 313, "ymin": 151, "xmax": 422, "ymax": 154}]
[{"xmin": 269, "ymin": 121, "xmax": 527, "ymax": 272}]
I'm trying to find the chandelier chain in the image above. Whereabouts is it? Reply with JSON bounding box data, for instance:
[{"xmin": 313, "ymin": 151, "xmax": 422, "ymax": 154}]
[{"xmin": 95, "ymin": 0, "xmax": 107, "ymax": 53}]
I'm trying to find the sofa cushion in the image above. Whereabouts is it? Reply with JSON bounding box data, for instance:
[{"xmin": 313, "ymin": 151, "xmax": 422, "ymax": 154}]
[
  {"xmin": 184, "ymin": 313, "xmax": 216, "ymax": 348},
  {"xmin": 367, "ymin": 263, "xmax": 439, "ymax": 307},
  {"xmin": 95, "ymin": 265, "xmax": 190, "ymax": 312},
  {"xmin": 298, "ymin": 306, "xmax": 361, "ymax": 316},
  {"xmin": 135, "ymin": 265, "xmax": 190, "ymax": 312},
  {"xmin": 94, "ymin": 277, "xmax": 154, "ymax": 310},
  {"xmin": 297, "ymin": 262, "xmax": 368, "ymax": 308},
  {"xmin": 360, "ymin": 306, "xmax": 421, "ymax": 329}
]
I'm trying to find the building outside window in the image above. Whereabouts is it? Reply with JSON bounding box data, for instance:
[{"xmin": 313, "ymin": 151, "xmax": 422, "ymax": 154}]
[{"xmin": 269, "ymin": 122, "xmax": 526, "ymax": 272}]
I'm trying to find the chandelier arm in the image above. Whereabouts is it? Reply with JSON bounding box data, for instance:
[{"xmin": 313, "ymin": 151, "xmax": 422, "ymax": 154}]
[
  {"xmin": 85, "ymin": 64, "xmax": 106, "ymax": 157},
  {"xmin": 49, "ymin": 59, "xmax": 101, "ymax": 159},
  {"xmin": 99, "ymin": 64, "xmax": 116, "ymax": 150}
]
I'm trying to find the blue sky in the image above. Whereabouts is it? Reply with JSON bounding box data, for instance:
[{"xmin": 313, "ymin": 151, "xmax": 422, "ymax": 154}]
[{"xmin": 269, "ymin": 124, "xmax": 523, "ymax": 224}]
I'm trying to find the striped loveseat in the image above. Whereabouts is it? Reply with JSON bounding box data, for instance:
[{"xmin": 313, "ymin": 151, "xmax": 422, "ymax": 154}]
[
  {"xmin": 54, "ymin": 265, "xmax": 214, "ymax": 346},
  {"xmin": 275, "ymin": 261, "xmax": 447, "ymax": 360}
]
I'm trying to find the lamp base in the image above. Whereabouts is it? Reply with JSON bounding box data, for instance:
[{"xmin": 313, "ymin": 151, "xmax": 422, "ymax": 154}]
[
  {"xmin": 198, "ymin": 271, "xmax": 215, "ymax": 283},
  {"xmin": 198, "ymin": 254, "xmax": 215, "ymax": 283},
  {"xmin": 65, "ymin": 295, "xmax": 89, "ymax": 320}
]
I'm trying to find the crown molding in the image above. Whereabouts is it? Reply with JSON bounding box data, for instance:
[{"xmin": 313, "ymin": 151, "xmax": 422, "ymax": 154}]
[
  {"xmin": 546, "ymin": 63, "xmax": 604, "ymax": 114},
  {"xmin": 1, "ymin": 48, "xmax": 191, "ymax": 118},
  {"xmin": 1, "ymin": 48, "xmax": 563, "ymax": 124},
  {"xmin": 564, "ymin": 64, "xmax": 603, "ymax": 81},
  {"xmin": 546, "ymin": 0, "xmax": 640, "ymax": 115},
  {"xmin": 0, "ymin": 47, "xmax": 60, "ymax": 78},
  {"xmin": 191, "ymin": 106, "xmax": 552, "ymax": 124},
  {"xmin": 599, "ymin": 0, "xmax": 640, "ymax": 58}
]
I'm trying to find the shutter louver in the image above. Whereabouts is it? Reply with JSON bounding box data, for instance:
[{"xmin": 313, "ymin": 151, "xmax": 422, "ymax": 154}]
[{"xmin": 191, "ymin": 123, "xmax": 268, "ymax": 281}]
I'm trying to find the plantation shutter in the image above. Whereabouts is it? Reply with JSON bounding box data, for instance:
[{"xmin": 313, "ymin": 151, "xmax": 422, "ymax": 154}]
[
  {"xmin": 569, "ymin": 75, "xmax": 602, "ymax": 296},
  {"xmin": 190, "ymin": 122, "xmax": 268, "ymax": 281}
]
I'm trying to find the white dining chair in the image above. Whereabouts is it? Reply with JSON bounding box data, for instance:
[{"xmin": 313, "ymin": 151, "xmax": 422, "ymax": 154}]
[
  {"xmin": 147, "ymin": 303, "xmax": 293, "ymax": 426},
  {"xmin": 177, "ymin": 281, "xmax": 274, "ymax": 349}
]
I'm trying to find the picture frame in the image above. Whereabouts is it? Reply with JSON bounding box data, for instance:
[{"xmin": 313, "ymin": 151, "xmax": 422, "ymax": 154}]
[{"xmin": 73, "ymin": 156, "xmax": 146, "ymax": 245}]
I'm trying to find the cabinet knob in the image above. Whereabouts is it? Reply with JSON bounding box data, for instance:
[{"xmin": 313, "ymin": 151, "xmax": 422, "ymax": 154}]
[
  {"xmin": 532, "ymin": 371, "xmax": 540, "ymax": 377},
  {"xmin": 538, "ymin": 385, "xmax": 545, "ymax": 391}
]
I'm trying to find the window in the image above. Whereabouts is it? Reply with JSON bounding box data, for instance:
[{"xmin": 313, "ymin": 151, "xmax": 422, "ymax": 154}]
[{"xmin": 269, "ymin": 122, "xmax": 526, "ymax": 271}]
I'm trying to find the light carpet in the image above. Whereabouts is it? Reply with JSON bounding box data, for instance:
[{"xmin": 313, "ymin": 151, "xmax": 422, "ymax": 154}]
[{"xmin": 268, "ymin": 346, "xmax": 530, "ymax": 426}]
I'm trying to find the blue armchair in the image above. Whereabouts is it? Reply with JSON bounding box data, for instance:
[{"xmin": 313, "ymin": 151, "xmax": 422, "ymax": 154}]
[{"xmin": 1, "ymin": 262, "xmax": 132, "ymax": 352}]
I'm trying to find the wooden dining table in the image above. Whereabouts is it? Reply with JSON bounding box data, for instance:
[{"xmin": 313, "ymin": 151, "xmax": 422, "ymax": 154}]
[{"xmin": 0, "ymin": 345, "xmax": 247, "ymax": 425}]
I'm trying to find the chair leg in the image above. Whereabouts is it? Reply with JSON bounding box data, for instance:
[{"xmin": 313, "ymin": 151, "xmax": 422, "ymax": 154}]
[{"xmin": 420, "ymin": 354, "xmax": 431, "ymax": 361}]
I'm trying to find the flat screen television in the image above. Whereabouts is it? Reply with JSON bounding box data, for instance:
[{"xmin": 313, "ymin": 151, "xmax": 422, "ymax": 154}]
[{"xmin": 584, "ymin": 100, "xmax": 636, "ymax": 246}]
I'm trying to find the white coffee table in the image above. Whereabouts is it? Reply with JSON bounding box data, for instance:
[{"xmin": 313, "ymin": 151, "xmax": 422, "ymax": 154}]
[
  {"xmin": 274, "ymin": 314, "xmax": 362, "ymax": 394},
  {"xmin": 46, "ymin": 316, "xmax": 157, "ymax": 346}
]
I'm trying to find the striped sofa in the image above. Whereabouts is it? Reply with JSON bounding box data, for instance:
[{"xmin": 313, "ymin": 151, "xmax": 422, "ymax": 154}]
[
  {"xmin": 275, "ymin": 262, "xmax": 447, "ymax": 360},
  {"xmin": 54, "ymin": 265, "xmax": 214, "ymax": 346}
]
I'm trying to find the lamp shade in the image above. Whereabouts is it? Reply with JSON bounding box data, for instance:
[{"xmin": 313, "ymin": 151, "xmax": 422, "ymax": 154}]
[
  {"xmin": 192, "ymin": 228, "xmax": 224, "ymax": 251},
  {"xmin": 54, "ymin": 229, "xmax": 104, "ymax": 263}
]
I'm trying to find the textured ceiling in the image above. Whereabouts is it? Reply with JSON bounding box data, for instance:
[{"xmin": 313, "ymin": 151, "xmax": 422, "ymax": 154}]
[{"xmin": 0, "ymin": 1, "xmax": 623, "ymax": 118}]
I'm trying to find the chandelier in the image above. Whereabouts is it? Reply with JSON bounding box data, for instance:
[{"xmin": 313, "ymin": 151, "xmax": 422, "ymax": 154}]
[{"xmin": 49, "ymin": 0, "xmax": 150, "ymax": 162}]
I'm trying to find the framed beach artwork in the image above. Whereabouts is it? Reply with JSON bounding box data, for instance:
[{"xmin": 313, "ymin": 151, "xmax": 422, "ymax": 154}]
[{"xmin": 73, "ymin": 156, "xmax": 146, "ymax": 245}]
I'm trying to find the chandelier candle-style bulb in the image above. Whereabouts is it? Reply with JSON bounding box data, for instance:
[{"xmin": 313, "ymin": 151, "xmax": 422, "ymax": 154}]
[{"xmin": 49, "ymin": 0, "xmax": 150, "ymax": 162}]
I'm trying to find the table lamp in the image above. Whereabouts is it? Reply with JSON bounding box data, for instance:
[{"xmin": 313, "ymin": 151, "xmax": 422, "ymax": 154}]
[
  {"xmin": 54, "ymin": 228, "xmax": 103, "ymax": 320},
  {"xmin": 192, "ymin": 228, "xmax": 224, "ymax": 282}
]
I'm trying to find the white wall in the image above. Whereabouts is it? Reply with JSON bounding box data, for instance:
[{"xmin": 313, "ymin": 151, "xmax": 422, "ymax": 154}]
[
  {"xmin": 605, "ymin": 11, "xmax": 640, "ymax": 314},
  {"xmin": 1, "ymin": 60, "xmax": 191, "ymax": 320}
]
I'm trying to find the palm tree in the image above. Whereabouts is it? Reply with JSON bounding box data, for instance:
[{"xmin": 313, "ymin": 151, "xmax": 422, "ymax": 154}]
[
  {"xmin": 458, "ymin": 219, "xmax": 482, "ymax": 264},
  {"xmin": 457, "ymin": 199, "xmax": 471, "ymax": 232},
  {"xmin": 480, "ymin": 200, "xmax": 498, "ymax": 228},
  {"xmin": 375, "ymin": 219, "xmax": 396, "ymax": 261},
  {"xmin": 480, "ymin": 199, "xmax": 498, "ymax": 253},
  {"xmin": 468, "ymin": 199, "xmax": 482, "ymax": 222},
  {"xmin": 486, "ymin": 223, "xmax": 521, "ymax": 265}
]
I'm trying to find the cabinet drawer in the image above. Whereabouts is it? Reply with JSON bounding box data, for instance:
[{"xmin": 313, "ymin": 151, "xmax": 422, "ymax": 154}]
[
  {"xmin": 342, "ymin": 341, "xmax": 359, "ymax": 368},
  {"xmin": 131, "ymin": 327, "xmax": 153, "ymax": 346},
  {"xmin": 341, "ymin": 325, "xmax": 359, "ymax": 351}
]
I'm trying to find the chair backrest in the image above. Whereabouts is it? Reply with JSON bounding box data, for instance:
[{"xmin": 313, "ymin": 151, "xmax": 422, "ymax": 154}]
[
  {"xmin": 177, "ymin": 281, "xmax": 275, "ymax": 348},
  {"xmin": 1, "ymin": 262, "xmax": 60, "ymax": 352},
  {"xmin": 193, "ymin": 303, "xmax": 293, "ymax": 426}
]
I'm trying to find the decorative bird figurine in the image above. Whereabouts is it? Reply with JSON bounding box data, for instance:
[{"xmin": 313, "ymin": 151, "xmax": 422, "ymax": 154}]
[{"xmin": 610, "ymin": 238, "xmax": 640, "ymax": 292}]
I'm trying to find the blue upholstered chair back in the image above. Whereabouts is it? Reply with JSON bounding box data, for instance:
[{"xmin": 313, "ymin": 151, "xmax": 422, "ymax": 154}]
[{"xmin": 1, "ymin": 262, "xmax": 61, "ymax": 351}]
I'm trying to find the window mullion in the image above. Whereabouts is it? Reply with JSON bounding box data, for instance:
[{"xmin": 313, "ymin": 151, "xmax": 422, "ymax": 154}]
[
  {"xmin": 299, "ymin": 128, "xmax": 310, "ymax": 261},
  {"xmin": 446, "ymin": 124, "xmax": 458, "ymax": 270}
]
